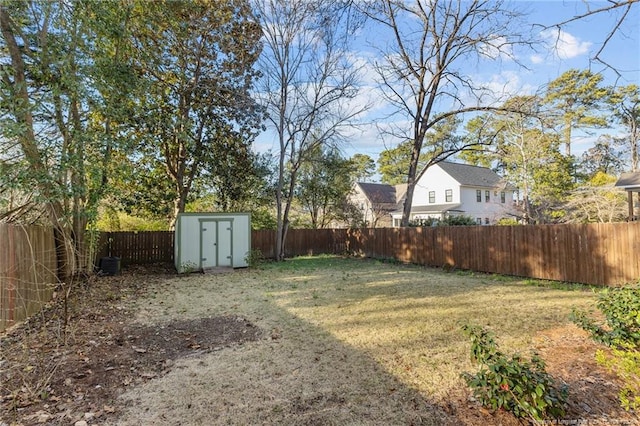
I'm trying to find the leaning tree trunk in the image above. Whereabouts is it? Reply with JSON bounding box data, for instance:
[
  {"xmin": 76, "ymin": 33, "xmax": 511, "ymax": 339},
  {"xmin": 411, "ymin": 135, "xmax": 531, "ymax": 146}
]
[{"xmin": 1, "ymin": 7, "xmax": 75, "ymax": 280}]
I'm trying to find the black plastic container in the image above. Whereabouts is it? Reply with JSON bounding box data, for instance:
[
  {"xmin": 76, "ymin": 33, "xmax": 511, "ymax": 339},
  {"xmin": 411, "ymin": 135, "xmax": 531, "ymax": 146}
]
[{"xmin": 99, "ymin": 256, "xmax": 121, "ymax": 276}]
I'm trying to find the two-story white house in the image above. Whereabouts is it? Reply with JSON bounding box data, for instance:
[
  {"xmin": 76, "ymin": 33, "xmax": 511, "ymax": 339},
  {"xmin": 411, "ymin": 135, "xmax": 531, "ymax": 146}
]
[{"xmin": 390, "ymin": 161, "xmax": 517, "ymax": 226}]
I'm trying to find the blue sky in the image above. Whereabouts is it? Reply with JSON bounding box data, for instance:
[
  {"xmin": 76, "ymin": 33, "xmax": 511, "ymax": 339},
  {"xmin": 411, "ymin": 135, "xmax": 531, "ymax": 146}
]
[{"xmin": 254, "ymin": 1, "xmax": 640, "ymax": 169}]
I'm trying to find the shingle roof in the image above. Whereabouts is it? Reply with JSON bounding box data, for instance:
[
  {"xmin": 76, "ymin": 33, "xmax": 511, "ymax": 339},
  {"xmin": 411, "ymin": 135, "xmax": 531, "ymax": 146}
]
[
  {"xmin": 436, "ymin": 162, "xmax": 510, "ymax": 189},
  {"xmin": 615, "ymin": 172, "xmax": 640, "ymax": 189},
  {"xmin": 357, "ymin": 182, "xmax": 397, "ymax": 204}
]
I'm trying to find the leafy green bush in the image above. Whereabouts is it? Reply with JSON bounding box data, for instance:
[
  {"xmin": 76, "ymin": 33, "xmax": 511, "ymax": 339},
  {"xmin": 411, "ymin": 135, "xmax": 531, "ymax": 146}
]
[
  {"xmin": 95, "ymin": 211, "xmax": 169, "ymax": 231},
  {"xmin": 596, "ymin": 347, "xmax": 640, "ymax": 410},
  {"xmin": 244, "ymin": 248, "xmax": 265, "ymax": 268},
  {"xmin": 570, "ymin": 287, "xmax": 640, "ymax": 348},
  {"xmin": 409, "ymin": 215, "xmax": 477, "ymax": 227},
  {"xmin": 571, "ymin": 287, "xmax": 640, "ymax": 410},
  {"xmin": 443, "ymin": 215, "xmax": 478, "ymax": 226},
  {"xmin": 496, "ymin": 217, "xmax": 520, "ymax": 226},
  {"xmin": 461, "ymin": 324, "xmax": 568, "ymax": 422}
]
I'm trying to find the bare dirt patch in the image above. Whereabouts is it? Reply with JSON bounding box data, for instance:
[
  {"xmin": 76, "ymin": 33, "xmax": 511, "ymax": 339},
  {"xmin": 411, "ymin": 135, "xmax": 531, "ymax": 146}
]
[
  {"xmin": 1, "ymin": 259, "xmax": 639, "ymax": 425},
  {"xmin": 0, "ymin": 265, "xmax": 261, "ymax": 425}
]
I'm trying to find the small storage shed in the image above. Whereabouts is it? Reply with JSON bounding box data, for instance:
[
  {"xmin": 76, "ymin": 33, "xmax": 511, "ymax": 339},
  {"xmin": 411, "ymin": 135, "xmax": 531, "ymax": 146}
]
[{"xmin": 174, "ymin": 212, "xmax": 251, "ymax": 273}]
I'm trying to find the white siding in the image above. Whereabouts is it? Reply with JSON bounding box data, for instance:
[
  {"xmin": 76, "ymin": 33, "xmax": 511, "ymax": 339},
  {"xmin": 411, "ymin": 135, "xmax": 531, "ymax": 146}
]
[
  {"xmin": 459, "ymin": 187, "xmax": 515, "ymax": 223},
  {"xmin": 413, "ymin": 166, "xmax": 461, "ymax": 204},
  {"xmin": 397, "ymin": 163, "xmax": 518, "ymax": 226}
]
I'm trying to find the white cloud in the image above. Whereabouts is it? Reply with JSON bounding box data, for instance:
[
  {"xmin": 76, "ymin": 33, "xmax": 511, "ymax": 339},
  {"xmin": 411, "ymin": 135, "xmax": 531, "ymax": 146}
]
[
  {"xmin": 478, "ymin": 36, "xmax": 514, "ymax": 60},
  {"xmin": 467, "ymin": 71, "xmax": 537, "ymax": 106},
  {"xmin": 542, "ymin": 29, "xmax": 592, "ymax": 59},
  {"xmin": 530, "ymin": 54, "xmax": 544, "ymax": 64}
]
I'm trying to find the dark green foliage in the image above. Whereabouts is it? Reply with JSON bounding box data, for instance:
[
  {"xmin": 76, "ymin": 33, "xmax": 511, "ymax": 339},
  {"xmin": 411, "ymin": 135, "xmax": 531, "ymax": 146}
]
[
  {"xmin": 244, "ymin": 248, "xmax": 265, "ymax": 268},
  {"xmin": 571, "ymin": 287, "xmax": 640, "ymax": 349},
  {"xmin": 571, "ymin": 287, "xmax": 640, "ymax": 410},
  {"xmin": 409, "ymin": 215, "xmax": 477, "ymax": 227},
  {"xmin": 296, "ymin": 146, "xmax": 358, "ymax": 228},
  {"xmin": 461, "ymin": 324, "xmax": 568, "ymax": 422}
]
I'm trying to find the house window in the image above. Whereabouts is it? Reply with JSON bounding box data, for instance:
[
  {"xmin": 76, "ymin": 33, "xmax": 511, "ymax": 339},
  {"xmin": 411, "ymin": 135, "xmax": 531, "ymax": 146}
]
[
  {"xmin": 501, "ymin": 192, "xmax": 506, "ymax": 203},
  {"xmin": 476, "ymin": 190, "xmax": 482, "ymax": 202},
  {"xmin": 429, "ymin": 191, "xmax": 435, "ymax": 203},
  {"xmin": 485, "ymin": 190, "xmax": 490, "ymax": 202},
  {"xmin": 445, "ymin": 189, "xmax": 452, "ymax": 202},
  {"xmin": 476, "ymin": 217, "xmax": 482, "ymax": 225},
  {"xmin": 393, "ymin": 218, "xmax": 401, "ymax": 227},
  {"xmin": 485, "ymin": 218, "xmax": 490, "ymax": 225}
]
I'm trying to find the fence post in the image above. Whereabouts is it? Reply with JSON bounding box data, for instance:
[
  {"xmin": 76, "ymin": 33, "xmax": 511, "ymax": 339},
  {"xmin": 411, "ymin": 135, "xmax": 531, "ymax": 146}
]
[{"xmin": 7, "ymin": 225, "xmax": 16, "ymax": 327}]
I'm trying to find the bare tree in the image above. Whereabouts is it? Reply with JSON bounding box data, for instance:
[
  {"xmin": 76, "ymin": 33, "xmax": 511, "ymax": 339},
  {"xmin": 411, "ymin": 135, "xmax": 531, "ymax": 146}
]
[
  {"xmin": 361, "ymin": 0, "xmax": 533, "ymax": 226},
  {"xmin": 254, "ymin": 0, "xmax": 367, "ymax": 260},
  {"xmin": 565, "ymin": 181, "xmax": 628, "ymax": 224},
  {"xmin": 544, "ymin": 0, "xmax": 639, "ymax": 75}
]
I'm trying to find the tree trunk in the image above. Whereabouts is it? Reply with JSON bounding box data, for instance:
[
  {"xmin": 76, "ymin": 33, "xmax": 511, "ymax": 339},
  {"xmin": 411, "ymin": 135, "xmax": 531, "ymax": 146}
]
[
  {"xmin": 0, "ymin": 6, "xmax": 74, "ymax": 280},
  {"xmin": 400, "ymin": 144, "xmax": 422, "ymax": 227},
  {"xmin": 563, "ymin": 116, "xmax": 572, "ymax": 156},
  {"xmin": 170, "ymin": 193, "xmax": 187, "ymax": 230},
  {"xmin": 631, "ymin": 119, "xmax": 638, "ymax": 172},
  {"xmin": 275, "ymin": 146, "xmax": 286, "ymax": 261}
]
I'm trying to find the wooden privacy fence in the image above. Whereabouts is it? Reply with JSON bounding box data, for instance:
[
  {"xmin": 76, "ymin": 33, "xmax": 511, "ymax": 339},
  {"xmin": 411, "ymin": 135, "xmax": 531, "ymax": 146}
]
[
  {"xmin": 95, "ymin": 229, "xmax": 344, "ymax": 265},
  {"xmin": 96, "ymin": 231, "xmax": 175, "ymax": 265},
  {"xmin": 344, "ymin": 223, "xmax": 640, "ymax": 287},
  {"xmin": 0, "ymin": 224, "xmax": 57, "ymax": 332},
  {"xmin": 252, "ymin": 229, "xmax": 346, "ymax": 259},
  {"xmin": 3, "ymin": 222, "xmax": 640, "ymax": 331},
  {"xmin": 100, "ymin": 223, "xmax": 640, "ymax": 286}
]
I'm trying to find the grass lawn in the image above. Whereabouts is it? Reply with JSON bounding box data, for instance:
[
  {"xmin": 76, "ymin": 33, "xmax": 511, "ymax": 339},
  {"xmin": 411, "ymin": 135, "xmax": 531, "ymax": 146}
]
[{"xmin": 118, "ymin": 256, "xmax": 605, "ymax": 425}]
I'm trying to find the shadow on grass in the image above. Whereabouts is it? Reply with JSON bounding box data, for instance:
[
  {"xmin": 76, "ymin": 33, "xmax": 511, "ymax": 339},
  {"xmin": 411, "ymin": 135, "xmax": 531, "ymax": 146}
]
[
  {"xmin": 114, "ymin": 257, "xmax": 608, "ymax": 426},
  {"xmin": 113, "ymin": 260, "xmax": 504, "ymax": 426}
]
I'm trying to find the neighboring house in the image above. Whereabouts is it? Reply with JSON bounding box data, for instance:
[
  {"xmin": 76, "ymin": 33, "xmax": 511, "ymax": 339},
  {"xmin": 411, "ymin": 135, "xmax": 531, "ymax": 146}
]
[
  {"xmin": 350, "ymin": 162, "xmax": 517, "ymax": 227},
  {"xmin": 391, "ymin": 162, "xmax": 517, "ymax": 226},
  {"xmin": 350, "ymin": 182, "xmax": 406, "ymax": 227}
]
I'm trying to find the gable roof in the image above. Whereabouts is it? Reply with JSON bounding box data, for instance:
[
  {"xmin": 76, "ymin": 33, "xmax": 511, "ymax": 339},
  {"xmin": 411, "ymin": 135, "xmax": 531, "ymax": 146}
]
[
  {"xmin": 357, "ymin": 182, "xmax": 397, "ymax": 204},
  {"xmin": 436, "ymin": 162, "xmax": 510, "ymax": 189},
  {"xmin": 393, "ymin": 183, "xmax": 407, "ymax": 203},
  {"xmin": 615, "ymin": 172, "xmax": 640, "ymax": 190}
]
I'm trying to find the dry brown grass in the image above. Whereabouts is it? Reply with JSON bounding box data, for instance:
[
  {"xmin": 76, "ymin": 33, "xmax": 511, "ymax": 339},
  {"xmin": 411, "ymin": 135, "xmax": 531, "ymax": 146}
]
[{"xmin": 113, "ymin": 256, "xmax": 600, "ymax": 425}]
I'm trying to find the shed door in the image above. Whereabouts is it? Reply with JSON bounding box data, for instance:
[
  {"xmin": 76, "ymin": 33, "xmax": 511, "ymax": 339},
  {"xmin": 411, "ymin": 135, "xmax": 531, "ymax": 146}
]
[
  {"xmin": 200, "ymin": 221, "xmax": 217, "ymax": 269},
  {"xmin": 218, "ymin": 220, "xmax": 233, "ymax": 267}
]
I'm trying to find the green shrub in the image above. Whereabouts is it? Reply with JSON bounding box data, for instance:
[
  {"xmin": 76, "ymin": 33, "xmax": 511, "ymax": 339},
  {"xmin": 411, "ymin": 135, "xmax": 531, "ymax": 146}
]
[
  {"xmin": 571, "ymin": 286, "xmax": 640, "ymax": 410},
  {"xmin": 443, "ymin": 215, "xmax": 478, "ymax": 226},
  {"xmin": 461, "ymin": 324, "xmax": 568, "ymax": 422},
  {"xmin": 496, "ymin": 217, "xmax": 520, "ymax": 226},
  {"xmin": 245, "ymin": 248, "xmax": 265, "ymax": 268},
  {"xmin": 596, "ymin": 347, "xmax": 640, "ymax": 410},
  {"xmin": 570, "ymin": 287, "xmax": 640, "ymax": 348},
  {"xmin": 409, "ymin": 215, "xmax": 477, "ymax": 227}
]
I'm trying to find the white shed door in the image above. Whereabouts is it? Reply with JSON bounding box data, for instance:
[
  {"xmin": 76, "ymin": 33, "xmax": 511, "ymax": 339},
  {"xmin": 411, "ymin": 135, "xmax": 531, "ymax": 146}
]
[
  {"xmin": 217, "ymin": 220, "xmax": 233, "ymax": 267},
  {"xmin": 201, "ymin": 222, "xmax": 217, "ymax": 269},
  {"xmin": 200, "ymin": 220, "xmax": 233, "ymax": 269}
]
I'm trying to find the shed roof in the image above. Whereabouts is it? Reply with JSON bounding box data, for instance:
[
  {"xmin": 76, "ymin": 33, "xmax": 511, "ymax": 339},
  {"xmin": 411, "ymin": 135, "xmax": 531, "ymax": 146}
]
[{"xmin": 615, "ymin": 172, "xmax": 640, "ymax": 189}]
